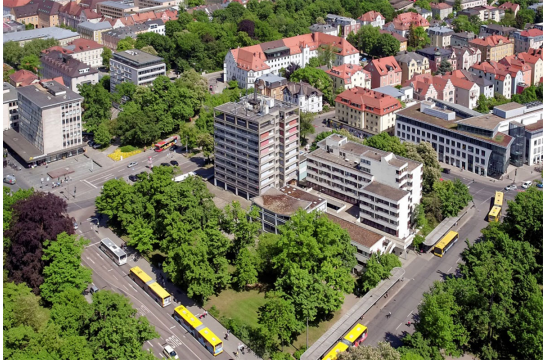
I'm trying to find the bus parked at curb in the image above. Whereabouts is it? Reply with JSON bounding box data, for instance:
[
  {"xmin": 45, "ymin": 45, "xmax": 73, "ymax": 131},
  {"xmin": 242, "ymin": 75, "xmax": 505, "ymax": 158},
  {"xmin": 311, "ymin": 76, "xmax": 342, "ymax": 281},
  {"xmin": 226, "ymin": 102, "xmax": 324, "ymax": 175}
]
[
  {"xmin": 433, "ymin": 231, "xmax": 459, "ymax": 257},
  {"xmin": 321, "ymin": 323, "xmax": 368, "ymax": 360},
  {"xmin": 488, "ymin": 191, "xmax": 504, "ymax": 222},
  {"xmin": 99, "ymin": 238, "xmax": 127, "ymax": 266},
  {"xmin": 155, "ymin": 135, "xmax": 179, "ymax": 152},
  {"xmin": 173, "ymin": 305, "xmax": 223, "ymax": 356}
]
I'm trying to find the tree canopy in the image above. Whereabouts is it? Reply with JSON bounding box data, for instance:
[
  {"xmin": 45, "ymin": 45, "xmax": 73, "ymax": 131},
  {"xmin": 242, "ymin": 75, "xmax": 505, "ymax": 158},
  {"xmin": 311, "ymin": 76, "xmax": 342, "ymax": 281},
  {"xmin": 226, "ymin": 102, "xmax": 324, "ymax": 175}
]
[{"xmin": 290, "ymin": 66, "xmax": 334, "ymax": 104}]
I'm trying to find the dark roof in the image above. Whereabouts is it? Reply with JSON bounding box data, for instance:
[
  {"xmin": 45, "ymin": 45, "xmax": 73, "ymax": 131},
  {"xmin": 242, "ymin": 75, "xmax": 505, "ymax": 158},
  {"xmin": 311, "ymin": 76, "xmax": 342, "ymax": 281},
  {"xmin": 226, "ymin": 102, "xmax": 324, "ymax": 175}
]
[
  {"xmin": 416, "ymin": 46, "xmax": 453, "ymax": 57},
  {"xmin": 284, "ymin": 81, "xmax": 323, "ymax": 97},
  {"xmin": 37, "ymin": 0, "xmax": 60, "ymax": 16},
  {"xmin": 40, "ymin": 50, "xmax": 98, "ymax": 78},
  {"xmin": 452, "ymin": 31, "xmax": 475, "ymax": 39},
  {"xmin": 13, "ymin": 2, "xmax": 39, "ymax": 17},
  {"xmin": 326, "ymin": 213, "xmax": 384, "ymax": 248}
]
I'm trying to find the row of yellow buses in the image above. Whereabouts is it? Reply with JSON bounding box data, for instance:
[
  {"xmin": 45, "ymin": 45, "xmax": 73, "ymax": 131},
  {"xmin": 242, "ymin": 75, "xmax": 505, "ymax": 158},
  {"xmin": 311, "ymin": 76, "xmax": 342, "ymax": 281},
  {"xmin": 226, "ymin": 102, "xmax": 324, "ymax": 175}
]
[
  {"xmin": 173, "ymin": 305, "xmax": 223, "ymax": 356},
  {"xmin": 488, "ymin": 191, "xmax": 504, "ymax": 222},
  {"xmin": 129, "ymin": 266, "xmax": 172, "ymax": 307},
  {"xmin": 322, "ymin": 323, "xmax": 368, "ymax": 360}
]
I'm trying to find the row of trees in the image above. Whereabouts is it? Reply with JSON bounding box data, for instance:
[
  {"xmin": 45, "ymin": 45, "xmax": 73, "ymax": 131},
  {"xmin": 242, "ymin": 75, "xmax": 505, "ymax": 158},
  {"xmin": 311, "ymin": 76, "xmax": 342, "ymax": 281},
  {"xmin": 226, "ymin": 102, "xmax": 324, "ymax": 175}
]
[
  {"xmin": 3, "ymin": 38, "xmax": 58, "ymax": 75},
  {"xmin": 3, "ymin": 188, "xmax": 158, "ymax": 359},
  {"xmin": 475, "ymin": 83, "xmax": 544, "ymax": 114},
  {"xmin": 400, "ymin": 187, "xmax": 543, "ymax": 360}
]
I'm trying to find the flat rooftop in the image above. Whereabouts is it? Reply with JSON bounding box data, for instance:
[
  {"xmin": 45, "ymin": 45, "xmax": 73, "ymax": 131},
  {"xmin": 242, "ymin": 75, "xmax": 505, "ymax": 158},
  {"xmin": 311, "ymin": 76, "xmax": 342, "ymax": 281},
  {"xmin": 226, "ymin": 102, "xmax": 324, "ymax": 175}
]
[
  {"xmin": 362, "ymin": 181, "xmax": 408, "ymax": 202},
  {"xmin": 494, "ymin": 102, "xmax": 525, "ymax": 112},
  {"xmin": 113, "ymin": 49, "xmax": 164, "ymax": 65},
  {"xmin": 16, "ymin": 81, "xmax": 82, "ymax": 109},
  {"xmin": 398, "ymin": 104, "xmax": 513, "ymax": 148},
  {"xmin": 214, "ymin": 95, "xmax": 298, "ymax": 124},
  {"xmin": 3, "ymin": 82, "xmax": 17, "ymax": 103},
  {"xmin": 4, "ymin": 27, "xmax": 79, "ymax": 43},
  {"xmin": 99, "ymin": 0, "xmax": 135, "ymax": 8},
  {"xmin": 252, "ymin": 186, "xmax": 324, "ymax": 216},
  {"xmin": 326, "ymin": 213, "xmax": 384, "ymax": 248},
  {"xmin": 525, "ymin": 120, "xmax": 543, "ymax": 132},
  {"xmin": 456, "ymin": 113, "xmax": 506, "ymax": 131}
]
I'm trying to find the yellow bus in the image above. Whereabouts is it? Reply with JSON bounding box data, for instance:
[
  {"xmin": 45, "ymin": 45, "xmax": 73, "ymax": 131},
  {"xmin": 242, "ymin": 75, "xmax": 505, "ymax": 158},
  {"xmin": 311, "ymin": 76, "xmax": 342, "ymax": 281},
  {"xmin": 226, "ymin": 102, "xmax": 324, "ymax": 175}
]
[
  {"xmin": 433, "ymin": 231, "xmax": 459, "ymax": 257},
  {"xmin": 322, "ymin": 343, "xmax": 349, "ymax": 360},
  {"xmin": 173, "ymin": 305, "xmax": 203, "ymax": 337},
  {"xmin": 197, "ymin": 327, "xmax": 224, "ymax": 356},
  {"xmin": 342, "ymin": 323, "xmax": 368, "ymax": 346},
  {"xmin": 129, "ymin": 266, "xmax": 172, "ymax": 307},
  {"xmin": 493, "ymin": 191, "xmax": 504, "ymax": 208},
  {"xmin": 488, "ymin": 205, "xmax": 502, "ymax": 222},
  {"xmin": 172, "ymin": 306, "xmax": 224, "ymax": 356}
]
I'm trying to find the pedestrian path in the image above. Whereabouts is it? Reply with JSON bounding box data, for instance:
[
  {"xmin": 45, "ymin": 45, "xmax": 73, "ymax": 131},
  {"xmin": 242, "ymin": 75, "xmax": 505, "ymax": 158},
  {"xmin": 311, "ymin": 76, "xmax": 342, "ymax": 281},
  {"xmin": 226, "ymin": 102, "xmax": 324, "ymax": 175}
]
[{"xmin": 94, "ymin": 225, "xmax": 261, "ymax": 360}]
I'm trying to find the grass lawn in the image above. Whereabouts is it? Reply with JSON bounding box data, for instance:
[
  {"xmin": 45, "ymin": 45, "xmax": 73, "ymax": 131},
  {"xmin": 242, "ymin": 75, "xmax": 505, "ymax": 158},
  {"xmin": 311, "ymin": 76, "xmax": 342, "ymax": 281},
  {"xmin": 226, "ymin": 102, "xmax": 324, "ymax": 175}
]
[
  {"xmin": 204, "ymin": 288, "xmax": 267, "ymax": 328},
  {"xmin": 290, "ymin": 307, "xmax": 345, "ymax": 354}
]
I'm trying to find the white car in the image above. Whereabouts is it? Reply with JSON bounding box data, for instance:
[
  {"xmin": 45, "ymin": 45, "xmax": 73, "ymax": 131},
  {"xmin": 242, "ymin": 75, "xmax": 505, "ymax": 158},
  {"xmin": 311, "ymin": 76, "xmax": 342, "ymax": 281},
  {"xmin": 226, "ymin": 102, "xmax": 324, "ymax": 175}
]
[
  {"xmin": 505, "ymin": 184, "xmax": 517, "ymax": 191},
  {"xmin": 163, "ymin": 345, "xmax": 178, "ymax": 359},
  {"xmin": 522, "ymin": 181, "xmax": 532, "ymax": 189},
  {"xmin": 127, "ymin": 162, "xmax": 138, "ymax": 168}
]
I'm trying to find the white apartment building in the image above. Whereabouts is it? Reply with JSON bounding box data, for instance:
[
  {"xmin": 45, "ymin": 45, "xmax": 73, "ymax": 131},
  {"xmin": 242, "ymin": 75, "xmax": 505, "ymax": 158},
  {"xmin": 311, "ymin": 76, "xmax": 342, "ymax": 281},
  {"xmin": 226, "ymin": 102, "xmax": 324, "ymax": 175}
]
[
  {"xmin": 145, "ymin": 19, "xmax": 165, "ymax": 36},
  {"xmin": 11, "ymin": 80, "xmax": 84, "ymax": 163},
  {"xmin": 283, "ymin": 81, "xmax": 323, "ymax": 113},
  {"xmin": 445, "ymin": 0, "xmax": 487, "ymax": 10},
  {"xmin": 325, "ymin": 64, "xmax": 371, "ymax": 91},
  {"xmin": 224, "ymin": 32, "xmax": 360, "ymax": 89},
  {"xmin": 109, "ymin": 49, "xmax": 166, "ymax": 92},
  {"xmin": 64, "ymin": 39, "xmax": 104, "ymax": 68},
  {"xmin": 525, "ymin": 119, "xmax": 543, "ymax": 165},
  {"xmin": 3, "ymin": 82, "xmax": 19, "ymax": 131},
  {"xmin": 40, "ymin": 50, "xmax": 99, "ymax": 94},
  {"xmin": 306, "ymin": 134, "xmax": 423, "ymax": 243},
  {"xmin": 513, "ymin": 29, "xmax": 543, "ymax": 54},
  {"xmin": 213, "ymin": 95, "xmax": 300, "ymax": 200}
]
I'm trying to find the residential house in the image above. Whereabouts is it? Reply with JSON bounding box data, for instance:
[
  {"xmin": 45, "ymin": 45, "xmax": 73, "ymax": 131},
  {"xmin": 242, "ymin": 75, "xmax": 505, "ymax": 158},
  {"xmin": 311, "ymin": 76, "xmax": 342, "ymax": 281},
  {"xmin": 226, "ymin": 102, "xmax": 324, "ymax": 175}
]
[
  {"xmin": 479, "ymin": 24, "xmax": 517, "ymax": 38},
  {"xmin": 516, "ymin": 51, "xmax": 543, "ymax": 85},
  {"xmin": 389, "ymin": 0, "xmax": 416, "ymax": 12},
  {"xmin": 461, "ymin": 6, "xmax": 502, "ymax": 22},
  {"xmin": 451, "ymin": 31, "xmax": 476, "ymax": 47},
  {"xmin": 373, "ymin": 85, "xmax": 414, "ymax": 102},
  {"xmin": 427, "ymin": 26, "xmax": 455, "ymax": 47},
  {"xmin": 283, "ymin": 81, "xmax": 323, "ymax": 113},
  {"xmin": 442, "ymin": 74, "xmax": 481, "ymax": 109},
  {"xmin": 529, "ymin": 2, "xmax": 543, "ymax": 10},
  {"xmin": 12, "ymin": 3, "xmax": 40, "ymax": 28},
  {"xmin": 469, "ymin": 35, "xmax": 514, "ymax": 61},
  {"xmin": 417, "ymin": 7, "xmax": 432, "ymax": 20},
  {"xmin": 224, "ymin": 33, "xmax": 359, "ymax": 89},
  {"xmin": 470, "ymin": 62, "xmax": 513, "ymax": 98},
  {"xmin": 357, "ymin": 11, "xmax": 385, "ymax": 28},
  {"xmin": 63, "ymin": 38, "xmax": 104, "ymax": 68},
  {"xmin": 498, "ymin": 1, "xmax": 519, "ymax": 16},
  {"xmin": 77, "ymin": 21, "xmax": 112, "ymax": 44},
  {"xmin": 364, "ymin": 56, "xmax": 402, "ymax": 88},
  {"xmin": 430, "ymin": 2, "xmax": 453, "ymax": 19},
  {"xmin": 513, "ymin": 29, "xmax": 544, "ymax": 54},
  {"xmin": 40, "ymin": 49, "xmax": 98, "ymax": 93},
  {"xmin": 8, "ymin": 69, "xmax": 38, "ymax": 87},
  {"xmin": 379, "ymin": 30, "xmax": 408, "ymax": 51},
  {"xmin": 256, "ymin": 73, "xmax": 288, "ymax": 101},
  {"xmin": 452, "ymin": 46, "xmax": 482, "ymax": 70},
  {"xmin": 36, "ymin": 0, "xmax": 60, "ymax": 28},
  {"xmin": 492, "ymin": 59, "xmax": 530, "ymax": 93},
  {"xmin": 59, "ymin": 1, "xmax": 100, "ymax": 29},
  {"xmin": 334, "ymin": 87, "xmax": 401, "ymax": 135},
  {"xmin": 445, "ymin": 0, "xmax": 487, "ymax": 10},
  {"xmin": 416, "ymin": 46, "xmax": 457, "ymax": 72},
  {"xmin": 102, "ymin": 21, "xmax": 163, "ymax": 49},
  {"xmin": 325, "ymin": 14, "xmax": 360, "ymax": 38},
  {"xmin": 394, "ymin": 51, "xmax": 431, "ymax": 83},
  {"xmin": 448, "ymin": 69, "xmax": 494, "ymax": 98},
  {"xmin": 325, "ymin": 63, "xmax": 371, "ymax": 91},
  {"xmin": 384, "ymin": 12, "xmax": 430, "ymax": 38},
  {"xmin": 405, "ymin": 73, "xmax": 455, "ymax": 102},
  {"xmin": 309, "ymin": 23, "xmax": 338, "ymax": 36}
]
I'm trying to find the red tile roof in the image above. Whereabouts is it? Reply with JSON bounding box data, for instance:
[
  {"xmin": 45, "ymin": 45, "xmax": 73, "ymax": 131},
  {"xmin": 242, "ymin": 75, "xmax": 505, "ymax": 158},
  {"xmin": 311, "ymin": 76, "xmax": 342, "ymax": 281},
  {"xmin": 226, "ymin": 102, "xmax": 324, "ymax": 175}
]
[
  {"xmin": 498, "ymin": 2, "xmax": 519, "ymax": 12},
  {"xmin": 379, "ymin": 30, "xmax": 407, "ymax": 43},
  {"xmin": 358, "ymin": 11, "xmax": 383, "ymax": 22},
  {"xmin": 430, "ymin": 2, "xmax": 452, "ymax": 9},
  {"xmin": 4, "ymin": 0, "xmax": 32, "ymax": 7},
  {"xmin": 391, "ymin": 12, "xmax": 429, "ymax": 31},
  {"xmin": 470, "ymin": 61, "xmax": 511, "ymax": 81},
  {"xmin": 325, "ymin": 64, "xmax": 370, "ymax": 84},
  {"xmin": 366, "ymin": 56, "xmax": 402, "ymax": 76},
  {"xmin": 528, "ymin": 48, "xmax": 543, "ymax": 59},
  {"xmin": 518, "ymin": 29, "xmax": 543, "ymax": 38},
  {"xmin": 9, "ymin": 69, "xmax": 38, "ymax": 87},
  {"xmin": 230, "ymin": 33, "xmax": 359, "ymax": 71},
  {"xmin": 42, "ymin": 46, "xmax": 73, "ymax": 55},
  {"xmin": 470, "ymin": 35, "xmax": 512, "ymax": 47},
  {"xmin": 405, "ymin": 73, "xmax": 452, "ymax": 94},
  {"xmin": 67, "ymin": 38, "xmax": 102, "ymax": 52},
  {"xmin": 335, "ymin": 87, "xmax": 401, "ymax": 116},
  {"xmin": 59, "ymin": 1, "xmax": 82, "ymax": 16},
  {"xmin": 441, "ymin": 74, "xmax": 477, "ymax": 90},
  {"xmin": 517, "ymin": 52, "xmax": 542, "ymax": 64}
]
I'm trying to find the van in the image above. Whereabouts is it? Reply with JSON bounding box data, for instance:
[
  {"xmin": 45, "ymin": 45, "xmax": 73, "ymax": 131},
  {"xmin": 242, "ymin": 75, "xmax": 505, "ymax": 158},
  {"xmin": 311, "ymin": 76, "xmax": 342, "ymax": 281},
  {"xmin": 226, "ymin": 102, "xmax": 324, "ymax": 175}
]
[{"xmin": 522, "ymin": 181, "xmax": 532, "ymax": 189}]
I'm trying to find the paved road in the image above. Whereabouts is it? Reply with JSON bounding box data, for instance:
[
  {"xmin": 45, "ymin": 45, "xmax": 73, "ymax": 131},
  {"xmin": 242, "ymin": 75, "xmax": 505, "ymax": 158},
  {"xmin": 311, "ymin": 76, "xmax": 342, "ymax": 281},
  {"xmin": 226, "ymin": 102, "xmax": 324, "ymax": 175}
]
[
  {"xmin": 306, "ymin": 110, "xmax": 336, "ymax": 145},
  {"xmin": 363, "ymin": 173, "xmax": 523, "ymax": 347}
]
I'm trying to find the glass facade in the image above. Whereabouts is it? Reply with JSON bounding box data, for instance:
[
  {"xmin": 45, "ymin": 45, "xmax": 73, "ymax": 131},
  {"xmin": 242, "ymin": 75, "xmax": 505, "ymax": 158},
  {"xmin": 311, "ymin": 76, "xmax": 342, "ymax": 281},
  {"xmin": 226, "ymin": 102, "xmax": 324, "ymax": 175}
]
[{"xmin": 508, "ymin": 122, "xmax": 526, "ymax": 167}]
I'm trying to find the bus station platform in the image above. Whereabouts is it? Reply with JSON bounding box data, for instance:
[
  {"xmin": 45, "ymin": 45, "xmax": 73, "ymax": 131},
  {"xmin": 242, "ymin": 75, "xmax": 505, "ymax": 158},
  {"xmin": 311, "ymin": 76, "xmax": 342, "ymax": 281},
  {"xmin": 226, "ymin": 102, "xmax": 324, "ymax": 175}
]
[
  {"xmin": 422, "ymin": 209, "xmax": 468, "ymax": 253},
  {"xmin": 301, "ymin": 267, "xmax": 405, "ymax": 360}
]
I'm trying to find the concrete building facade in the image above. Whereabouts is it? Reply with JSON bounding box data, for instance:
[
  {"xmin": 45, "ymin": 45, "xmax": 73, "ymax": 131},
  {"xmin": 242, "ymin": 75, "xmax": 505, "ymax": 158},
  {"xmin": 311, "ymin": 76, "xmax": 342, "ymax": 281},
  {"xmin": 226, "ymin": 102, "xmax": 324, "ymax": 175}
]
[
  {"xmin": 40, "ymin": 49, "xmax": 98, "ymax": 93},
  {"xmin": 3, "ymin": 82, "xmax": 19, "ymax": 131},
  {"xmin": 109, "ymin": 49, "xmax": 166, "ymax": 91}
]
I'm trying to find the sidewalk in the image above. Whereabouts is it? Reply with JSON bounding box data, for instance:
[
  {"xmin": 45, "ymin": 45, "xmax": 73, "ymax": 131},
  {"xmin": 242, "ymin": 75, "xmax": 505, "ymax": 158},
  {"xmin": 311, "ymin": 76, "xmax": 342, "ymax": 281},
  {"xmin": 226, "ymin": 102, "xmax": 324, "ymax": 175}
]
[
  {"xmin": 441, "ymin": 162, "xmax": 542, "ymax": 188},
  {"xmin": 95, "ymin": 225, "xmax": 260, "ymax": 360}
]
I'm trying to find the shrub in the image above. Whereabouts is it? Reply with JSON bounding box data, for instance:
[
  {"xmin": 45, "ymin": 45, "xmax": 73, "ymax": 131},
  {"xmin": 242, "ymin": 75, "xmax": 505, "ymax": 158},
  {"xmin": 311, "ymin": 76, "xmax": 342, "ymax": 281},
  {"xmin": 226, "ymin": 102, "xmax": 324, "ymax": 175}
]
[
  {"xmin": 294, "ymin": 347, "xmax": 307, "ymax": 360},
  {"xmin": 208, "ymin": 305, "xmax": 220, "ymax": 318},
  {"xmin": 119, "ymin": 145, "xmax": 137, "ymax": 153}
]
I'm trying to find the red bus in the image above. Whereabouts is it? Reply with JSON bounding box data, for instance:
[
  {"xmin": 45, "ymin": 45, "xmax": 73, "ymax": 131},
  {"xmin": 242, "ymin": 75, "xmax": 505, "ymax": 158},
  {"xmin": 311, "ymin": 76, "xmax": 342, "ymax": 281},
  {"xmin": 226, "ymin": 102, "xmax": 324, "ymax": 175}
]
[{"xmin": 154, "ymin": 135, "xmax": 179, "ymax": 152}]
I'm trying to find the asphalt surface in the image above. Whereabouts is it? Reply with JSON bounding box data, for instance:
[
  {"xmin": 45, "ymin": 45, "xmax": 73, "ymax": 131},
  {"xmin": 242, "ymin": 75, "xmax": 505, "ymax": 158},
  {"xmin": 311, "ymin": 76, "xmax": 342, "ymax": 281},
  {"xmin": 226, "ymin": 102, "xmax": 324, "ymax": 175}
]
[{"xmin": 363, "ymin": 172, "xmax": 524, "ymax": 347}]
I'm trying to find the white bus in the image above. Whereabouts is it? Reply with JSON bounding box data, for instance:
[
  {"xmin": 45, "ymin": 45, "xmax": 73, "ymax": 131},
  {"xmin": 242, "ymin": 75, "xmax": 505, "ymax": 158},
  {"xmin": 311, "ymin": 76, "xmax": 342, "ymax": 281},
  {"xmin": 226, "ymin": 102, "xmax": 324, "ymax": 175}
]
[
  {"xmin": 99, "ymin": 238, "xmax": 127, "ymax": 266},
  {"xmin": 173, "ymin": 172, "xmax": 196, "ymax": 182}
]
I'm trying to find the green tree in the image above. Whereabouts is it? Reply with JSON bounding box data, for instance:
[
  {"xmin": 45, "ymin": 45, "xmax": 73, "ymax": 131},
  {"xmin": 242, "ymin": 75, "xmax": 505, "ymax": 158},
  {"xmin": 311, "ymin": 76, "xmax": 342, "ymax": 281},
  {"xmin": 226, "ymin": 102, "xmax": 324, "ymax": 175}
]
[
  {"xmin": 475, "ymin": 94, "xmax": 490, "ymax": 114},
  {"xmin": 515, "ymin": 8, "xmax": 535, "ymax": 29},
  {"xmin": 338, "ymin": 342, "xmax": 402, "ymax": 360},
  {"xmin": 363, "ymin": 132, "xmax": 407, "ymax": 156},
  {"xmin": 93, "ymin": 121, "xmax": 112, "ymax": 147},
  {"xmin": 79, "ymin": 82, "xmax": 112, "ymax": 133},
  {"xmin": 140, "ymin": 45, "xmax": 158, "ymax": 56},
  {"xmin": 258, "ymin": 296, "xmax": 302, "ymax": 348},
  {"xmin": 233, "ymin": 247, "xmax": 259, "ymax": 289},
  {"xmin": 374, "ymin": 34, "xmax": 401, "ymax": 57},
  {"xmin": 19, "ymin": 54, "xmax": 40, "ymax": 73},
  {"xmin": 408, "ymin": 25, "xmax": 430, "ymax": 50},
  {"xmin": 3, "ymin": 186, "xmax": 34, "ymax": 248},
  {"xmin": 127, "ymin": 217, "xmax": 157, "ymax": 254},
  {"xmin": 436, "ymin": 59, "xmax": 453, "ymax": 75},
  {"xmin": 3, "ymin": 65, "xmax": 15, "ymax": 82},
  {"xmin": 187, "ymin": 0, "xmax": 205, "ymax": 6},
  {"xmin": 300, "ymin": 111, "xmax": 315, "ymax": 145},
  {"xmin": 347, "ymin": 25, "xmax": 381, "ymax": 56},
  {"xmin": 273, "ymin": 210, "xmax": 356, "ymax": 322},
  {"xmin": 433, "ymin": 179, "xmax": 472, "ymax": 218},
  {"xmin": 405, "ymin": 141, "xmax": 441, "ymax": 194},
  {"xmin": 290, "ymin": 67, "xmax": 334, "ymax": 104},
  {"xmin": 117, "ymin": 37, "xmax": 136, "ymax": 51},
  {"xmin": 415, "ymin": 0, "xmax": 431, "ymax": 10},
  {"xmin": 358, "ymin": 253, "xmax": 401, "ymax": 293},
  {"xmin": 453, "ymin": 0, "xmax": 462, "ymax": 11},
  {"xmin": 317, "ymin": 44, "xmax": 336, "ymax": 69},
  {"xmin": 197, "ymin": 132, "xmax": 214, "ymax": 162},
  {"xmin": 40, "ymin": 233, "xmax": 92, "ymax": 304},
  {"xmin": 4, "ymin": 281, "xmax": 50, "ymax": 333},
  {"xmin": 221, "ymin": 202, "xmax": 261, "ymax": 254}
]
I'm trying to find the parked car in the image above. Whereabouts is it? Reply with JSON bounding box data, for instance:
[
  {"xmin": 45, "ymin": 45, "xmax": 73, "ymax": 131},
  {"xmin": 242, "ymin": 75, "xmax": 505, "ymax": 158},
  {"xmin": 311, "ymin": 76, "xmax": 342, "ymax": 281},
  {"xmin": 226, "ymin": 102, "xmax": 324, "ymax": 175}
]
[
  {"xmin": 128, "ymin": 175, "xmax": 138, "ymax": 182},
  {"xmin": 160, "ymin": 162, "xmax": 171, "ymax": 167},
  {"xmin": 505, "ymin": 184, "xmax": 517, "ymax": 191},
  {"xmin": 127, "ymin": 162, "xmax": 138, "ymax": 168},
  {"xmin": 92, "ymin": 143, "xmax": 102, "ymax": 149},
  {"xmin": 89, "ymin": 284, "xmax": 99, "ymax": 294},
  {"xmin": 74, "ymin": 222, "xmax": 79, "ymax": 230},
  {"xmin": 170, "ymin": 145, "xmax": 177, "ymax": 151},
  {"xmin": 537, "ymin": 183, "xmax": 543, "ymax": 188},
  {"xmin": 163, "ymin": 345, "xmax": 178, "ymax": 359},
  {"xmin": 522, "ymin": 180, "xmax": 532, "ymax": 189},
  {"xmin": 3, "ymin": 174, "xmax": 16, "ymax": 185},
  {"xmin": 170, "ymin": 160, "xmax": 179, "ymax": 166},
  {"xmin": 443, "ymin": 168, "xmax": 451, "ymax": 174}
]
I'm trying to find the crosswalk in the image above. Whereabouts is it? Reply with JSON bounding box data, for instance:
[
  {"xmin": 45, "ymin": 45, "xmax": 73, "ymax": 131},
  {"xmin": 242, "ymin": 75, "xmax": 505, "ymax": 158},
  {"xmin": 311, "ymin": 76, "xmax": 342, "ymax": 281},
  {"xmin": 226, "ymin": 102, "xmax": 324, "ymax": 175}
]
[{"xmin": 165, "ymin": 335, "xmax": 184, "ymax": 349}]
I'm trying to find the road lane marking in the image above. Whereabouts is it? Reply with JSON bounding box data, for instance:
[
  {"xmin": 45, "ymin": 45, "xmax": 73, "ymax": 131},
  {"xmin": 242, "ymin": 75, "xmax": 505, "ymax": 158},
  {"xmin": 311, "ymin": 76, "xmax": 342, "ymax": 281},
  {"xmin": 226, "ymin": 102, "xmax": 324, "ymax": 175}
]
[
  {"xmin": 108, "ymin": 268, "xmax": 113, "ymax": 272},
  {"xmin": 165, "ymin": 335, "xmax": 183, "ymax": 349},
  {"xmin": 86, "ymin": 256, "xmax": 95, "ymax": 264},
  {"xmin": 396, "ymin": 323, "xmax": 402, "ymax": 330},
  {"xmin": 170, "ymin": 326, "xmax": 176, "ymax": 329},
  {"xmin": 122, "ymin": 285, "xmax": 129, "ymax": 291},
  {"xmin": 457, "ymin": 257, "xmax": 461, "ymax": 263},
  {"xmin": 130, "ymin": 284, "xmax": 138, "ymax": 292},
  {"xmin": 407, "ymin": 311, "xmax": 413, "ymax": 317},
  {"xmin": 147, "ymin": 341, "xmax": 154, "ymax": 347},
  {"xmin": 447, "ymin": 267, "xmax": 452, "ymax": 273},
  {"xmin": 81, "ymin": 179, "xmax": 97, "ymax": 189},
  {"xmin": 112, "ymin": 275, "xmax": 118, "ymax": 280}
]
